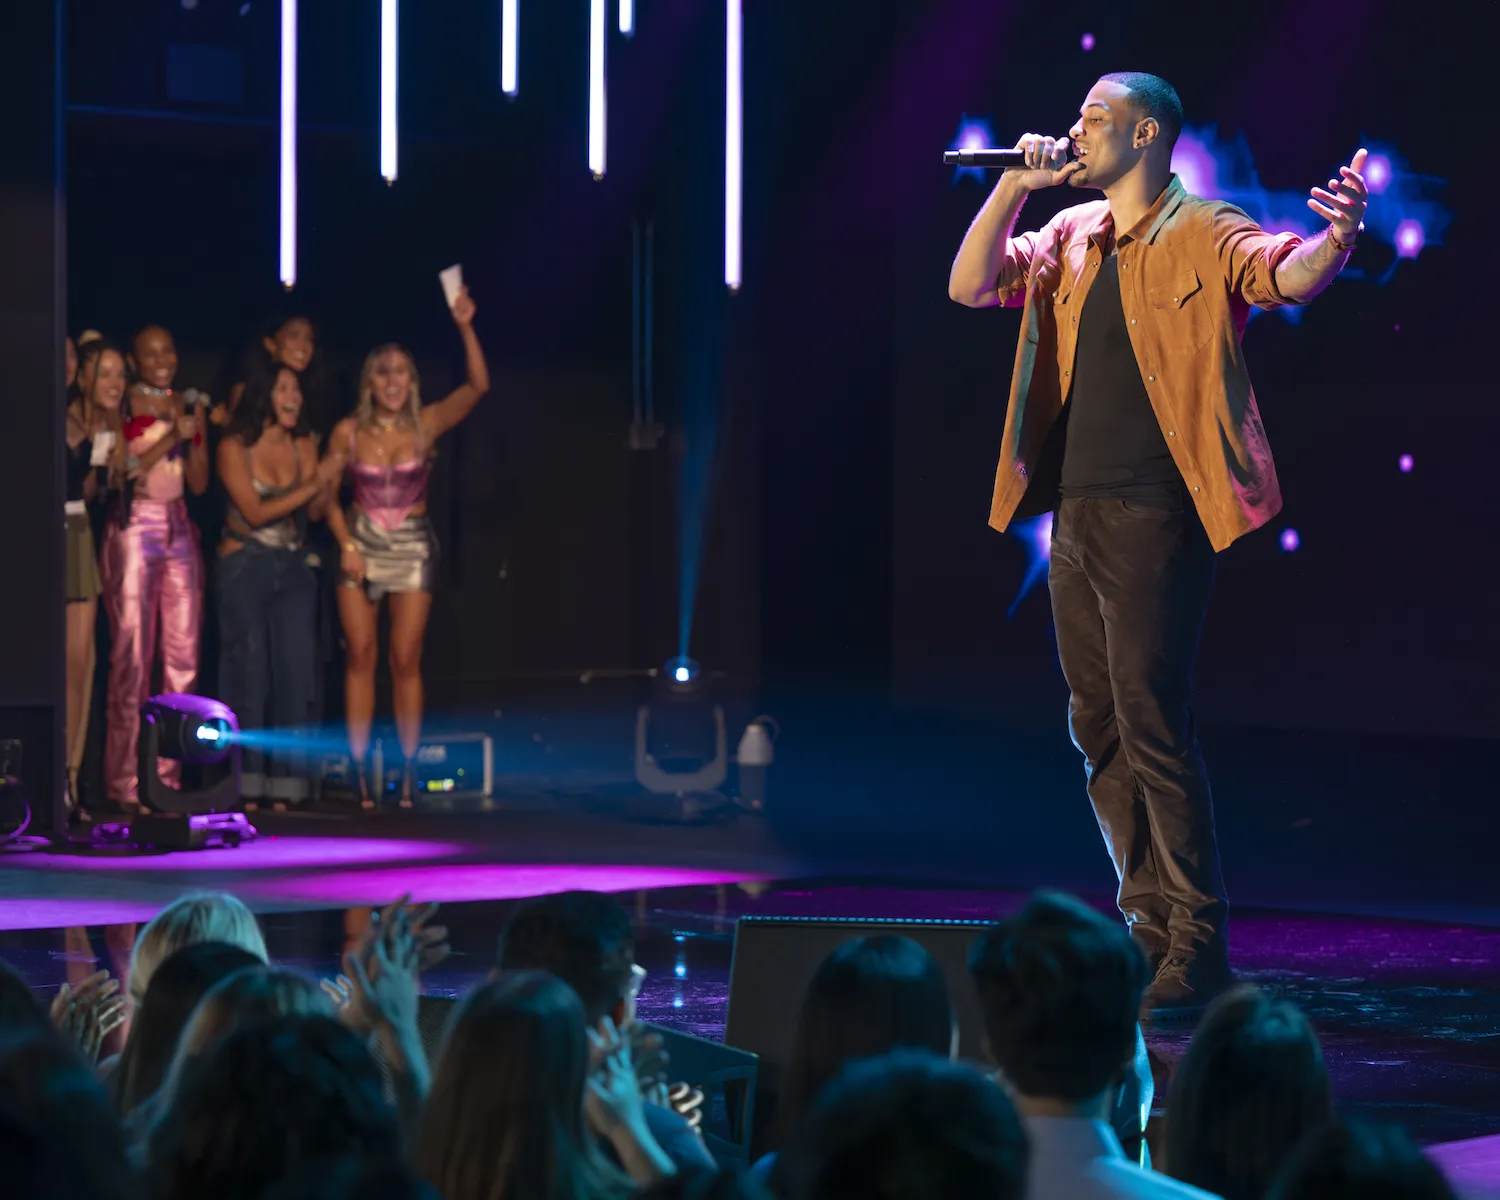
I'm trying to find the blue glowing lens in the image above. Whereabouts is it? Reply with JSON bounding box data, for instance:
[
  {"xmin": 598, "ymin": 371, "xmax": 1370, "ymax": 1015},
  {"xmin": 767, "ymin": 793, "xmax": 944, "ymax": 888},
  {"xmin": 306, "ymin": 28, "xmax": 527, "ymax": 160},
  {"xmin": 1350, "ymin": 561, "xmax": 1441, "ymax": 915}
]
[{"xmin": 196, "ymin": 723, "xmax": 223, "ymax": 742}]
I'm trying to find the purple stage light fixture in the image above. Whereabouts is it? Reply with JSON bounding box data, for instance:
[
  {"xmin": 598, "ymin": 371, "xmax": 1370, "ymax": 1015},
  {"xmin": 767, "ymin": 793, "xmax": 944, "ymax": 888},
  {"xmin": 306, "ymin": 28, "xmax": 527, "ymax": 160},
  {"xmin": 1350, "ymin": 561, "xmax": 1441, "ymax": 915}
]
[
  {"xmin": 120, "ymin": 694, "xmax": 256, "ymax": 850},
  {"xmin": 278, "ymin": 0, "xmax": 297, "ymax": 289},
  {"xmin": 725, "ymin": 0, "xmax": 743, "ymax": 290},
  {"xmin": 380, "ymin": 0, "xmax": 398, "ymax": 182},
  {"xmin": 501, "ymin": 0, "xmax": 518, "ymax": 96},
  {"xmin": 1280, "ymin": 528, "xmax": 1301, "ymax": 552},
  {"xmin": 589, "ymin": 0, "xmax": 607, "ymax": 177},
  {"xmin": 1399, "ymin": 453, "xmax": 1414, "ymax": 473},
  {"xmin": 1395, "ymin": 219, "xmax": 1424, "ymax": 258},
  {"xmin": 1364, "ymin": 153, "xmax": 1392, "ymax": 194},
  {"xmin": 1081, "ymin": 31, "xmax": 1096, "ymax": 51}
]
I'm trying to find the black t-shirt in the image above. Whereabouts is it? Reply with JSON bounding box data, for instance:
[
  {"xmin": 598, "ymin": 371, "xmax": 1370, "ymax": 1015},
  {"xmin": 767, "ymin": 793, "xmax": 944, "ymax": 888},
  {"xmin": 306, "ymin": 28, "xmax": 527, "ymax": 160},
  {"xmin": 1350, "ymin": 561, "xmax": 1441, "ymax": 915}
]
[{"xmin": 1059, "ymin": 252, "xmax": 1183, "ymax": 501}]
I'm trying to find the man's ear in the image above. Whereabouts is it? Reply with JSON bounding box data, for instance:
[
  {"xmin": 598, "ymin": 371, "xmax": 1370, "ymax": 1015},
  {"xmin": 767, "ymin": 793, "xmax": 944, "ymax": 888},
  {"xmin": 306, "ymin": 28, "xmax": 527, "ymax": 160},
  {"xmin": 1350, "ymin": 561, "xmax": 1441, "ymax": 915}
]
[{"xmin": 1134, "ymin": 117, "xmax": 1159, "ymax": 149}]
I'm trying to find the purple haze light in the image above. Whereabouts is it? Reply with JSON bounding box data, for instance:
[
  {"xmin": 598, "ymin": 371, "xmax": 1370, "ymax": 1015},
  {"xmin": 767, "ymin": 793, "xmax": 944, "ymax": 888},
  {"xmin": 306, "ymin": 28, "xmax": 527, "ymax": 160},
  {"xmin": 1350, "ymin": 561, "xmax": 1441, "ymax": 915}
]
[
  {"xmin": 1280, "ymin": 528, "xmax": 1301, "ymax": 552},
  {"xmin": 1080, "ymin": 32, "xmax": 1095, "ymax": 51},
  {"xmin": 1169, "ymin": 132, "xmax": 1218, "ymax": 199},
  {"xmin": 1399, "ymin": 454, "xmax": 1414, "ymax": 473},
  {"xmin": 1395, "ymin": 219, "xmax": 1425, "ymax": 258},
  {"xmin": 1364, "ymin": 153, "xmax": 1392, "ymax": 194}
]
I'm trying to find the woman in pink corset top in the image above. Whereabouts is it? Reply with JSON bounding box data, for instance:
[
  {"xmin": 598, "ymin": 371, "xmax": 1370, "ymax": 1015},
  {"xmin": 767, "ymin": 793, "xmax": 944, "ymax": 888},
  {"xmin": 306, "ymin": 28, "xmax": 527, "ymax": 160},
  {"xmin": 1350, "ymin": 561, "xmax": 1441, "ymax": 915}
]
[
  {"xmin": 100, "ymin": 325, "xmax": 211, "ymax": 810},
  {"xmin": 324, "ymin": 288, "xmax": 488, "ymax": 808}
]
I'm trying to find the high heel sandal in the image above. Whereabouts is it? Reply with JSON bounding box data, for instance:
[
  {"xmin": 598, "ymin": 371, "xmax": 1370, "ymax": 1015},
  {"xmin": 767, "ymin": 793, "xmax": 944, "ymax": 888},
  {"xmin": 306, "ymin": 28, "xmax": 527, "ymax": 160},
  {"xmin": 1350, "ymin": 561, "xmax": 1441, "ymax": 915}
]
[
  {"xmin": 356, "ymin": 760, "xmax": 377, "ymax": 812},
  {"xmin": 398, "ymin": 762, "xmax": 416, "ymax": 810}
]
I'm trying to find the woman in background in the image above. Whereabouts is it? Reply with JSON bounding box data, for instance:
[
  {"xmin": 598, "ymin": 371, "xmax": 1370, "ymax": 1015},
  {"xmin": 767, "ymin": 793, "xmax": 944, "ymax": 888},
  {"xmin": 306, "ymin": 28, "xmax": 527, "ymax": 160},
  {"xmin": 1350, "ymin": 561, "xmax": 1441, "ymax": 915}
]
[
  {"xmin": 324, "ymin": 289, "xmax": 487, "ymax": 808},
  {"xmin": 216, "ymin": 361, "xmax": 341, "ymax": 806},
  {"xmin": 64, "ymin": 338, "xmax": 128, "ymax": 817},
  {"xmin": 100, "ymin": 324, "xmax": 210, "ymax": 810},
  {"xmin": 211, "ymin": 313, "xmax": 318, "ymax": 427}
]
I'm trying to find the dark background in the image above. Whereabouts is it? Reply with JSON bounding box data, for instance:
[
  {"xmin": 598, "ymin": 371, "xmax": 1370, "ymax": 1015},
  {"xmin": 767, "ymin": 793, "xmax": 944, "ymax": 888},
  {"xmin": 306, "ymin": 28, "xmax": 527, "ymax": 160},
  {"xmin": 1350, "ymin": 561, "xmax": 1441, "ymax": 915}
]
[{"xmin": 6, "ymin": 0, "xmax": 1489, "ymax": 835}]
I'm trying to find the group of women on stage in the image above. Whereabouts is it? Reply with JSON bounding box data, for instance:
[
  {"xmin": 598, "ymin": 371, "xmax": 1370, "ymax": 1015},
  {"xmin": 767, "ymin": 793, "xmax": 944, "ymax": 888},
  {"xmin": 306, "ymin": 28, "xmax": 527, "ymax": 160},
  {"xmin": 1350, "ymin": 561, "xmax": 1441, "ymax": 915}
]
[{"xmin": 63, "ymin": 289, "xmax": 488, "ymax": 822}]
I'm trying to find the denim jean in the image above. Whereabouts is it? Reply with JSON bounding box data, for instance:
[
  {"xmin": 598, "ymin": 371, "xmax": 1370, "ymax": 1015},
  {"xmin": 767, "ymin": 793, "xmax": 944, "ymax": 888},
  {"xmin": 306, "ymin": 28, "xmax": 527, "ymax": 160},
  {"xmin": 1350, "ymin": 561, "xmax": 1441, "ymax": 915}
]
[
  {"xmin": 1048, "ymin": 495, "xmax": 1227, "ymax": 963},
  {"xmin": 217, "ymin": 541, "xmax": 318, "ymax": 801}
]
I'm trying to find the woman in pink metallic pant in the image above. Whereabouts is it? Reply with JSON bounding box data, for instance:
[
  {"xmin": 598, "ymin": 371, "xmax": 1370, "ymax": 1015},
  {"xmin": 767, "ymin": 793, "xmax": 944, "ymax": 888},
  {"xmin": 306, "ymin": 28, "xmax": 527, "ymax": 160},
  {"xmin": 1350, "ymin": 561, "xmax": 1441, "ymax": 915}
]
[{"xmin": 100, "ymin": 325, "xmax": 210, "ymax": 809}]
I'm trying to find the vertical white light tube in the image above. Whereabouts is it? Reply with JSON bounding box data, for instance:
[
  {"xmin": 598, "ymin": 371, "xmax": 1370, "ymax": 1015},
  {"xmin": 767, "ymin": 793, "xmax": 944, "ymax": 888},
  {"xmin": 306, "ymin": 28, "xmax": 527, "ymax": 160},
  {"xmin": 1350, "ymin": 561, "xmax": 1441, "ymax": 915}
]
[
  {"xmin": 501, "ymin": 0, "xmax": 518, "ymax": 96},
  {"xmin": 380, "ymin": 0, "xmax": 398, "ymax": 182},
  {"xmin": 589, "ymin": 0, "xmax": 606, "ymax": 177},
  {"xmin": 724, "ymin": 0, "xmax": 742, "ymax": 290},
  {"xmin": 279, "ymin": 0, "xmax": 297, "ymax": 288},
  {"xmin": 619, "ymin": 0, "xmax": 634, "ymax": 36}
]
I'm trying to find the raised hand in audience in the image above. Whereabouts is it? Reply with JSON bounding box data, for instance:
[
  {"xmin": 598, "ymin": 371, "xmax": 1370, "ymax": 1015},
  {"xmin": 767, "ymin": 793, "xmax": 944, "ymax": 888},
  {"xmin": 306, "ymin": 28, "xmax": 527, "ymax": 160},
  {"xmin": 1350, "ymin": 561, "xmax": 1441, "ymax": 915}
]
[
  {"xmin": 49, "ymin": 969, "xmax": 127, "ymax": 1064},
  {"xmin": 628, "ymin": 1022, "xmax": 706, "ymax": 1136},
  {"xmin": 588, "ymin": 1016, "xmax": 678, "ymax": 1185},
  {"xmin": 341, "ymin": 894, "xmax": 432, "ymax": 1129}
]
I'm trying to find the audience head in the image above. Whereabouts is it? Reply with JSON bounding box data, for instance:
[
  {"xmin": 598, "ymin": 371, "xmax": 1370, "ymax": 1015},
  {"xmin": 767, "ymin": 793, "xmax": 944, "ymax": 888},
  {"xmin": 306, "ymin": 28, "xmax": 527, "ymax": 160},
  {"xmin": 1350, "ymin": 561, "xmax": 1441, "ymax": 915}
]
[
  {"xmin": 417, "ymin": 971, "xmax": 619, "ymax": 1200},
  {"xmin": 129, "ymin": 324, "xmax": 178, "ymax": 390},
  {"xmin": 126, "ymin": 891, "xmax": 268, "ymax": 1011},
  {"xmin": 495, "ymin": 890, "xmax": 639, "ymax": 1026},
  {"xmin": 149, "ymin": 1014, "xmax": 396, "ymax": 1200},
  {"xmin": 114, "ymin": 941, "xmax": 262, "ymax": 1116},
  {"xmin": 1166, "ymin": 986, "xmax": 1334, "ymax": 1200},
  {"xmin": 230, "ymin": 360, "xmax": 308, "ymax": 444},
  {"xmin": 155, "ymin": 965, "xmax": 330, "ymax": 1111},
  {"xmin": 0, "ymin": 1030, "xmax": 138, "ymax": 1200},
  {"xmin": 1268, "ymin": 1119, "xmax": 1457, "ymax": 1200},
  {"xmin": 359, "ymin": 343, "xmax": 422, "ymax": 424},
  {"xmin": 968, "ymin": 889, "xmax": 1148, "ymax": 1107},
  {"xmin": 0, "ymin": 959, "xmax": 49, "ymax": 1035},
  {"xmin": 262, "ymin": 1156, "xmax": 441, "ymax": 1200},
  {"xmin": 781, "ymin": 1051, "xmax": 1028, "ymax": 1200},
  {"xmin": 76, "ymin": 339, "xmax": 128, "ymax": 413},
  {"xmin": 775, "ymin": 934, "xmax": 955, "ymax": 1145}
]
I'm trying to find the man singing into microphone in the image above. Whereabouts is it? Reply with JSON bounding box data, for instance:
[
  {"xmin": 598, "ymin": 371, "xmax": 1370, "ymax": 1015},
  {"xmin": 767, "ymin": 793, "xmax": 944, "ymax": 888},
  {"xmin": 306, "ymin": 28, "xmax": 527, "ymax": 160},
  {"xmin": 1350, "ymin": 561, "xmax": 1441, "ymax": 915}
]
[{"xmin": 948, "ymin": 72, "xmax": 1369, "ymax": 1024}]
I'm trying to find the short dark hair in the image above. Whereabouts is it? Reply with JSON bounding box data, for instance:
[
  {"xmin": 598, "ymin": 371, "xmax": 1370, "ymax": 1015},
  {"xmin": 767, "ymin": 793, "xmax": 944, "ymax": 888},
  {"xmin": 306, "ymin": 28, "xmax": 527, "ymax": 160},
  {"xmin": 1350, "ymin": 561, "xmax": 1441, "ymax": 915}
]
[
  {"xmin": 1166, "ymin": 987, "xmax": 1333, "ymax": 1200},
  {"xmin": 774, "ymin": 935, "xmax": 954, "ymax": 1147},
  {"xmin": 1098, "ymin": 72, "xmax": 1183, "ymax": 150},
  {"xmin": 781, "ymin": 1051, "xmax": 1028, "ymax": 1200},
  {"xmin": 495, "ymin": 892, "xmax": 636, "ymax": 1024},
  {"xmin": 1267, "ymin": 1120, "xmax": 1457, "ymax": 1200},
  {"xmin": 148, "ymin": 1014, "xmax": 396, "ymax": 1200},
  {"xmin": 968, "ymin": 890, "xmax": 1147, "ymax": 1101}
]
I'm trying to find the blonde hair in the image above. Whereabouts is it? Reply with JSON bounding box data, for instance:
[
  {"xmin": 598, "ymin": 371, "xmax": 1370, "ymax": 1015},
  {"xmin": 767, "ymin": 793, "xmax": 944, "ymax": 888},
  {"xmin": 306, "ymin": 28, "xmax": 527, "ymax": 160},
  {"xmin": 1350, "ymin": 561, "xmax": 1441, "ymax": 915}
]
[
  {"xmin": 356, "ymin": 343, "xmax": 424, "ymax": 435},
  {"xmin": 127, "ymin": 892, "xmax": 269, "ymax": 1010}
]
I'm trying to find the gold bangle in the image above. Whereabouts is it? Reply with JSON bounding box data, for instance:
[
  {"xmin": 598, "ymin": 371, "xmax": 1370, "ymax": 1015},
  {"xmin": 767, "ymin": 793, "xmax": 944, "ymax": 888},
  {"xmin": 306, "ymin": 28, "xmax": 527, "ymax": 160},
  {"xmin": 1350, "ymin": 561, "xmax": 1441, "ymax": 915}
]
[{"xmin": 341, "ymin": 540, "xmax": 357, "ymax": 554}]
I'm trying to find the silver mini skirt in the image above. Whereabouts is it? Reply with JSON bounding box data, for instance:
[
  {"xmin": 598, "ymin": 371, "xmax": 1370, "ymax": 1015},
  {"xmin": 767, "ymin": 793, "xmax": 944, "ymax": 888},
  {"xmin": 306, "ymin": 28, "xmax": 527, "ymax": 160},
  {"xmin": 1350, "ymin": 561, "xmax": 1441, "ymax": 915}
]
[{"xmin": 343, "ymin": 509, "xmax": 438, "ymax": 601}]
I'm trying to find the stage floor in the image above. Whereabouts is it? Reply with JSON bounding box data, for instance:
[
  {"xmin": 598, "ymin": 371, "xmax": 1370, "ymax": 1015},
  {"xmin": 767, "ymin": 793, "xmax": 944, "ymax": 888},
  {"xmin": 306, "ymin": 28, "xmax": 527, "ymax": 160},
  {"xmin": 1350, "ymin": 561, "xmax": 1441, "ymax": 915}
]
[{"xmin": 1, "ymin": 811, "xmax": 1497, "ymax": 1195}]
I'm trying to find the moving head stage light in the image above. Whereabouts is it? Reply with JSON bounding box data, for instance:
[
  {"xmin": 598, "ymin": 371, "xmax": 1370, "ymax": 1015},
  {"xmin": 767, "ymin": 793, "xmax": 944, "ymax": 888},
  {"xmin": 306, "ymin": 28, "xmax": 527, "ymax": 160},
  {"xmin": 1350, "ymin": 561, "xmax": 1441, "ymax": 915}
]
[{"xmin": 106, "ymin": 694, "xmax": 256, "ymax": 851}]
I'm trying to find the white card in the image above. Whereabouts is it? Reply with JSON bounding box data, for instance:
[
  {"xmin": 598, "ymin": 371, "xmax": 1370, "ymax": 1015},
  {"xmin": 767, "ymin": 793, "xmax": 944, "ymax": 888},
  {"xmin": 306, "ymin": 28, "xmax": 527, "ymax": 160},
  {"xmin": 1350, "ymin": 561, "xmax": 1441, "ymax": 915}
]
[
  {"xmin": 439, "ymin": 263, "xmax": 464, "ymax": 308},
  {"xmin": 90, "ymin": 430, "xmax": 115, "ymax": 466}
]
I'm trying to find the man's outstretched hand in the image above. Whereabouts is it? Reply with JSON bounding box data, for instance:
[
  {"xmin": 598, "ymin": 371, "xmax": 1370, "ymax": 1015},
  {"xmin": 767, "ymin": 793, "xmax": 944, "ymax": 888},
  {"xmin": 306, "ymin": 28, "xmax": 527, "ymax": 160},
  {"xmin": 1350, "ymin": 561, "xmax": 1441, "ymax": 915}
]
[{"xmin": 1307, "ymin": 147, "xmax": 1369, "ymax": 244}]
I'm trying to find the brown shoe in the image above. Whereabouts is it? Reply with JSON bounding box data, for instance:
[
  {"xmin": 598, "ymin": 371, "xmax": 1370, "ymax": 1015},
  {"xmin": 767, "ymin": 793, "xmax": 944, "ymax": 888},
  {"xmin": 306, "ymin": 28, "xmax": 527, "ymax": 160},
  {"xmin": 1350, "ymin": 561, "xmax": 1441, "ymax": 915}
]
[{"xmin": 1140, "ymin": 947, "xmax": 1233, "ymax": 1029}]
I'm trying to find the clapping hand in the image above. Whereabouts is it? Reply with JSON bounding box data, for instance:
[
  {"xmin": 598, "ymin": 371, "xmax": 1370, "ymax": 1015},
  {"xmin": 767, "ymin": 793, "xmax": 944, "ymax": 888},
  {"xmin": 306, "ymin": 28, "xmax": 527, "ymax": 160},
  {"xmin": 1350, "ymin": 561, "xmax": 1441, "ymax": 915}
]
[
  {"xmin": 50, "ymin": 970, "xmax": 127, "ymax": 1064},
  {"xmin": 1307, "ymin": 147, "xmax": 1369, "ymax": 244},
  {"xmin": 330, "ymin": 894, "xmax": 447, "ymax": 1034},
  {"xmin": 586, "ymin": 1016, "xmax": 648, "ymax": 1139}
]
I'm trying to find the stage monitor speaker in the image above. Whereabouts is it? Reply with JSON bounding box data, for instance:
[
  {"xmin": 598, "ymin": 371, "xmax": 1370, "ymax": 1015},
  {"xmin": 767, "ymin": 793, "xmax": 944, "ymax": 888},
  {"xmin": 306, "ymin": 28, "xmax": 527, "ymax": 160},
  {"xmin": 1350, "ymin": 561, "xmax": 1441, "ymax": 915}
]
[{"xmin": 724, "ymin": 916, "xmax": 995, "ymax": 1083}]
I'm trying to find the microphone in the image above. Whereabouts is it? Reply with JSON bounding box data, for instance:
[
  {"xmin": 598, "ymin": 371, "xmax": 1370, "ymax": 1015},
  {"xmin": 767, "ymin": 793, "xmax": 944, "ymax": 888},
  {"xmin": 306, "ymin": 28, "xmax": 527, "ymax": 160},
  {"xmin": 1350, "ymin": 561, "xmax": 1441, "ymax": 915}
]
[{"xmin": 943, "ymin": 147, "xmax": 1071, "ymax": 168}]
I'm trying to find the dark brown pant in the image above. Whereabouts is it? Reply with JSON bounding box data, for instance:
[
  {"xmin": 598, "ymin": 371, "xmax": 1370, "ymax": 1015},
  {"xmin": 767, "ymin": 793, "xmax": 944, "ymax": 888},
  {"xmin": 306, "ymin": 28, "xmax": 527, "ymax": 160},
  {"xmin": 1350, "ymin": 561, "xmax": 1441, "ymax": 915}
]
[{"xmin": 1048, "ymin": 496, "xmax": 1227, "ymax": 962}]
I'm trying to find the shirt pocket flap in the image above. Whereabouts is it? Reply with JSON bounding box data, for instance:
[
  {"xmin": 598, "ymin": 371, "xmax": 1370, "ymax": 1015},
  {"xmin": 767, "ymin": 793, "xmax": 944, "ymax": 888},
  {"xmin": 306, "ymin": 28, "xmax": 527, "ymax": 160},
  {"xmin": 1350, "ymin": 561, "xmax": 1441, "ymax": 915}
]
[{"xmin": 1149, "ymin": 268, "xmax": 1202, "ymax": 310}]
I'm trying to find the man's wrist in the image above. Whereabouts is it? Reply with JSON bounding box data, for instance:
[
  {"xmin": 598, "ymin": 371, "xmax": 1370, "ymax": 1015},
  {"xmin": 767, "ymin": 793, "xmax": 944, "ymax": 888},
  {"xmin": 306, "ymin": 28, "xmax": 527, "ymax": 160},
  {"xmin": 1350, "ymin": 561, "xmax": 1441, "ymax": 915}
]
[{"xmin": 1327, "ymin": 221, "xmax": 1363, "ymax": 252}]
